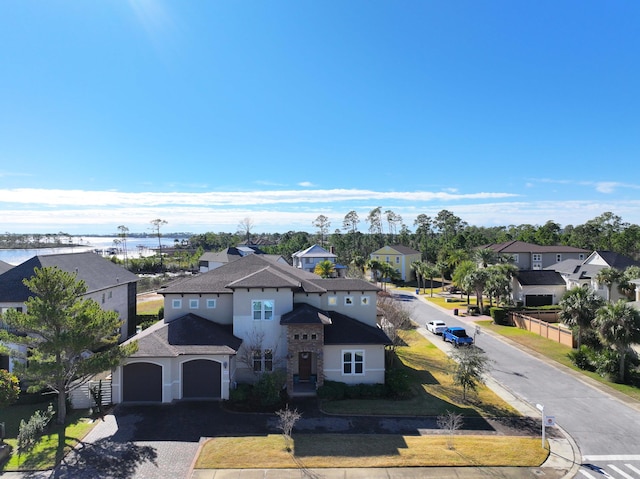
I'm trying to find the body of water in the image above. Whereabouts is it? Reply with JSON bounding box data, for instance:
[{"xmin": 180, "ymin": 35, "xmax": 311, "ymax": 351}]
[{"xmin": 0, "ymin": 236, "xmax": 182, "ymax": 266}]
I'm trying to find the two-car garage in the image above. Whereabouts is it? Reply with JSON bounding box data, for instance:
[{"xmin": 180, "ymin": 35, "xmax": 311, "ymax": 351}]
[{"xmin": 121, "ymin": 359, "xmax": 222, "ymax": 403}]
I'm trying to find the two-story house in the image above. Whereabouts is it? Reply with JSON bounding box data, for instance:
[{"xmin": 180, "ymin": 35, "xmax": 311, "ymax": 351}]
[
  {"xmin": 370, "ymin": 245, "xmax": 421, "ymax": 282},
  {"xmin": 111, "ymin": 254, "xmax": 390, "ymax": 404},
  {"xmin": 481, "ymin": 241, "xmax": 589, "ymax": 270},
  {"xmin": 0, "ymin": 252, "xmax": 138, "ymax": 373},
  {"xmin": 291, "ymin": 244, "xmax": 340, "ymax": 275}
]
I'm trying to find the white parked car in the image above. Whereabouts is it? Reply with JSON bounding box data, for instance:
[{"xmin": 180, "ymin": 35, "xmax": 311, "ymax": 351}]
[{"xmin": 426, "ymin": 320, "xmax": 447, "ymax": 335}]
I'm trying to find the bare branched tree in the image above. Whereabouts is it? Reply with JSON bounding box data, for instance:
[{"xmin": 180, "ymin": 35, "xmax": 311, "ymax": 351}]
[
  {"xmin": 236, "ymin": 328, "xmax": 282, "ymax": 376},
  {"xmin": 437, "ymin": 410, "xmax": 464, "ymax": 450},
  {"xmin": 275, "ymin": 405, "xmax": 302, "ymax": 452},
  {"xmin": 377, "ymin": 295, "xmax": 413, "ymax": 366},
  {"xmin": 237, "ymin": 217, "xmax": 255, "ymax": 244}
]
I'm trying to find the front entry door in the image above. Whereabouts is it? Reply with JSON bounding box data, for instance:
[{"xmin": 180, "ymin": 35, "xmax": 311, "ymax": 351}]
[{"xmin": 298, "ymin": 352, "xmax": 312, "ymax": 381}]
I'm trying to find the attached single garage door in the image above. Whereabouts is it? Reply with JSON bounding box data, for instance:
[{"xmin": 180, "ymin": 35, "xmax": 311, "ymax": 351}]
[
  {"xmin": 525, "ymin": 294, "xmax": 553, "ymax": 307},
  {"xmin": 123, "ymin": 362, "xmax": 162, "ymax": 402},
  {"xmin": 182, "ymin": 359, "xmax": 221, "ymax": 399}
]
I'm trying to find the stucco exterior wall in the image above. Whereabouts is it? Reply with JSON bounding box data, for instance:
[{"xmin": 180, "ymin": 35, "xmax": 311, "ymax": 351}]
[
  {"xmin": 163, "ymin": 292, "xmax": 233, "ymax": 324},
  {"xmin": 322, "ymin": 344, "xmax": 385, "ymax": 384}
]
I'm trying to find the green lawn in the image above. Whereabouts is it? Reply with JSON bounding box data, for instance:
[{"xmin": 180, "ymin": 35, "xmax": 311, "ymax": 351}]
[
  {"xmin": 0, "ymin": 402, "xmax": 95, "ymax": 471},
  {"xmin": 321, "ymin": 329, "xmax": 519, "ymax": 417}
]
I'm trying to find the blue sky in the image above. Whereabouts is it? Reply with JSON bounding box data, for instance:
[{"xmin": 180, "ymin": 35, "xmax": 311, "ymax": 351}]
[{"xmin": 1, "ymin": 1, "xmax": 639, "ymax": 236}]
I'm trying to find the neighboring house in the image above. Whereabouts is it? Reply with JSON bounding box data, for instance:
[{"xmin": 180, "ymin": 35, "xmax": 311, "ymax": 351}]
[
  {"xmin": 579, "ymin": 251, "xmax": 640, "ymax": 302},
  {"xmin": 481, "ymin": 241, "xmax": 589, "ymax": 270},
  {"xmin": 511, "ymin": 270, "xmax": 567, "ymax": 307},
  {"xmin": 291, "ymin": 245, "xmax": 340, "ymax": 275},
  {"xmin": 0, "ymin": 252, "xmax": 138, "ymax": 373},
  {"xmin": 111, "ymin": 254, "xmax": 390, "ymax": 403},
  {"xmin": 370, "ymin": 245, "xmax": 421, "ymax": 282},
  {"xmin": 546, "ymin": 250, "xmax": 640, "ymax": 302},
  {"xmin": 199, "ymin": 246, "xmax": 266, "ymax": 273}
]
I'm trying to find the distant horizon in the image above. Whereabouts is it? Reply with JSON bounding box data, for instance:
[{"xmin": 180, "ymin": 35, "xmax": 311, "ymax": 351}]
[{"xmin": 1, "ymin": 208, "xmax": 637, "ymax": 240}]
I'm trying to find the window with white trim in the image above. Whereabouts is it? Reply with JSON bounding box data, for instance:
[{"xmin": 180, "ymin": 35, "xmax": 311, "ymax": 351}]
[
  {"xmin": 556, "ymin": 254, "xmax": 562, "ymax": 262},
  {"xmin": 532, "ymin": 254, "xmax": 542, "ymax": 262},
  {"xmin": 252, "ymin": 300, "xmax": 274, "ymax": 321},
  {"xmin": 395, "ymin": 256, "xmax": 400, "ymax": 264},
  {"xmin": 344, "ymin": 296, "xmax": 354, "ymax": 306},
  {"xmin": 253, "ymin": 349, "xmax": 273, "ymax": 372},
  {"xmin": 328, "ymin": 296, "xmax": 337, "ymax": 306},
  {"xmin": 342, "ymin": 350, "xmax": 364, "ymax": 375},
  {"xmin": 172, "ymin": 299, "xmax": 182, "ymax": 309},
  {"xmin": 361, "ymin": 296, "xmax": 370, "ymax": 305},
  {"xmin": 189, "ymin": 299, "xmax": 199, "ymax": 309},
  {"xmin": 206, "ymin": 299, "xmax": 217, "ymax": 309},
  {"xmin": 512, "ymin": 254, "xmax": 519, "ymax": 263}
]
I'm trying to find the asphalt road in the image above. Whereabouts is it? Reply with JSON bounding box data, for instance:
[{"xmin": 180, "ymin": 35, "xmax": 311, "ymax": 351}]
[{"xmin": 400, "ymin": 292, "xmax": 640, "ymax": 465}]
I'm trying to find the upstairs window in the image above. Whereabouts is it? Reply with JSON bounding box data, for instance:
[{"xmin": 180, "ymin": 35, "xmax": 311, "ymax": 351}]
[
  {"xmin": 206, "ymin": 299, "xmax": 217, "ymax": 309},
  {"xmin": 252, "ymin": 300, "xmax": 274, "ymax": 321},
  {"xmin": 172, "ymin": 299, "xmax": 182, "ymax": 309},
  {"xmin": 189, "ymin": 299, "xmax": 199, "ymax": 309}
]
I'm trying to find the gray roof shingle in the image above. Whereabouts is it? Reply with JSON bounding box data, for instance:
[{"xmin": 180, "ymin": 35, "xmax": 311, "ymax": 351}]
[
  {"xmin": 0, "ymin": 252, "xmax": 138, "ymax": 302},
  {"xmin": 127, "ymin": 314, "xmax": 242, "ymax": 358}
]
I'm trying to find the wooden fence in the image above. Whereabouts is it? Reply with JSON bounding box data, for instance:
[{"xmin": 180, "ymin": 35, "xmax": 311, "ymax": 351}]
[{"xmin": 510, "ymin": 312, "xmax": 575, "ymax": 348}]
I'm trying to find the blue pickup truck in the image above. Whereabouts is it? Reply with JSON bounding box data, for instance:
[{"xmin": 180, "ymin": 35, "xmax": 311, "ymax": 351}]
[{"xmin": 442, "ymin": 327, "xmax": 474, "ymax": 347}]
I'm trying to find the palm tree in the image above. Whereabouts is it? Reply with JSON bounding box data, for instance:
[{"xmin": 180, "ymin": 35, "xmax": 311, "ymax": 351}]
[
  {"xmin": 452, "ymin": 260, "xmax": 476, "ymax": 302},
  {"xmin": 435, "ymin": 260, "xmax": 448, "ymax": 290},
  {"xmin": 411, "ymin": 261, "xmax": 425, "ymax": 293},
  {"xmin": 558, "ymin": 287, "xmax": 604, "ymax": 349},
  {"xmin": 378, "ymin": 262, "xmax": 400, "ymax": 291},
  {"xmin": 314, "ymin": 260, "xmax": 336, "ymax": 278},
  {"xmin": 485, "ymin": 266, "xmax": 511, "ymax": 308},
  {"xmin": 463, "ymin": 268, "xmax": 489, "ymax": 314},
  {"xmin": 593, "ymin": 300, "xmax": 640, "ymax": 382},
  {"xmin": 473, "ymin": 248, "xmax": 498, "ymax": 268},
  {"xmin": 424, "ymin": 263, "xmax": 439, "ymax": 297},
  {"xmin": 596, "ymin": 267, "xmax": 622, "ymax": 303},
  {"xmin": 366, "ymin": 259, "xmax": 382, "ymax": 284},
  {"xmin": 351, "ymin": 255, "xmax": 366, "ymax": 275}
]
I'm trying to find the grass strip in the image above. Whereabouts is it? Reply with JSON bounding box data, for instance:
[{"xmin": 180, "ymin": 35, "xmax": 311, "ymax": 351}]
[{"xmin": 195, "ymin": 434, "xmax": 548, "ymax": 469}]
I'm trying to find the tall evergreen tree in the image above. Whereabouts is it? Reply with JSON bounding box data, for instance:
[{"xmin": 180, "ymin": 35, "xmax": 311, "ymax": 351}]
[{"xmin": 2, "ymin": 267, "xmax": 137, "ymax": 424}]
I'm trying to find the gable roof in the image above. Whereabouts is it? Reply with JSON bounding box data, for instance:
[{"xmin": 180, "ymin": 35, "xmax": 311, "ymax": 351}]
[
  {"xmin": 292, "ymin": 244, "xmax": 336, "ymax": 259},
  {"xmin": 481, "ymin": 240, "xmax": 589, "ymax": 254},
  {"xmin": 280, "ymin": 303, "xmax": 390, "ymax": 345},
  {"xmin": 587, "ymin": 251, "xmax": 640, "ymax": 270},
  {"xmin": 515, "ymin": 270, "xmax": 566, "ymax": 286},
  {"xmin": 0, "ymin": 252, "xmax": 138, "ymax": 302},
  {"xmin": 372, "ymin": 245, "xmax": 420, "ymax": 256},
  {"xmin": 126, "ymin": 314, "xmax": 242, "ymax": 358},
  {"xmin": 161, "ymin": 254, "xmax": 376, "ymax": 295}
]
